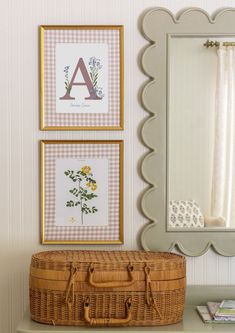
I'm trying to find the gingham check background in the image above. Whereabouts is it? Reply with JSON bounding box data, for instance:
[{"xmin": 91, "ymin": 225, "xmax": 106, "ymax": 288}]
[
  {"xmin": 44, "ymin": 143, "xmax": 120, "ymax": 241},
  {"xmin": 44, "ymin": 29, "xmax": 121, "ymax": 127}
]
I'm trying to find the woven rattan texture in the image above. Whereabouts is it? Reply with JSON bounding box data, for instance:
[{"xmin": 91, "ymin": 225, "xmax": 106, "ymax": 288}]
[
  {"xmin": 31, "ymin": 250, "xmax": 185, "ymax": 271},
  {"xmin": 29, "ymin": 250, "xmax": 186, "ymax": 327},
  {"xmin": 30, "ymin": 290, "xmax": 185, "ymax": 326}
]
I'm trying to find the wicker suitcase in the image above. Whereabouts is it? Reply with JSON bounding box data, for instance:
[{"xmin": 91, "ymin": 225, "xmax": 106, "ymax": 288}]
[{"xmin": 29, "ymin": 250, "xmax": 186, "ymax": 327}]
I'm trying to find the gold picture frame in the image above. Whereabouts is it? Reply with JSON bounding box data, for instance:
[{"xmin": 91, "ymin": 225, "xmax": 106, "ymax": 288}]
[
  {"xmin": 40, "ymin": 25, "xmax": 124, "ymax": 130},
  {"xmin": 41, "ymin": 140, "xmax": 123, "ymax": 244}
]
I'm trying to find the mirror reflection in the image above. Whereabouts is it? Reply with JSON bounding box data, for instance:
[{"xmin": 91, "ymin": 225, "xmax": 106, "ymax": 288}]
[{"xmin": 168, "ymin": 35, "xmax": 235, "ymax": 230}]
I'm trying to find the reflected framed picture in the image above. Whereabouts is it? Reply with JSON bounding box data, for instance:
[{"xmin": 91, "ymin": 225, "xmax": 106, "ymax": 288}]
[
  {"xmin": 41, "ymin": 140, "xmax": 123, "ymax": 244},
  {"xmin": 40, "ymin": 25, "xmax": 124, "ymax": 130}
]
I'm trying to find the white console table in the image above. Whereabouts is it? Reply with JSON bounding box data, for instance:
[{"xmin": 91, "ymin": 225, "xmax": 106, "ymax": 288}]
[{"xmin": 17, "ymin": 286, "xmax": 235, "ymax": 333}]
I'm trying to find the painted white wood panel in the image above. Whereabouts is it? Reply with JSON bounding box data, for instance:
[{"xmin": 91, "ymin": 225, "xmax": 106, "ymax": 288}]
[{"xmin": 1, "ymin": 1, "xmax": 235, "ymax": 332}]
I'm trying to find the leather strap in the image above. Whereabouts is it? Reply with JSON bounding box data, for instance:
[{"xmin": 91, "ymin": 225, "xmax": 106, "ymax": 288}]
[
  {"xmin": 65, "ymin": 263, "xmax": 79, "ymax": 311},
  {"xmin": 145, "ymin": 264, "xmax": 163, "ymax": 319}
]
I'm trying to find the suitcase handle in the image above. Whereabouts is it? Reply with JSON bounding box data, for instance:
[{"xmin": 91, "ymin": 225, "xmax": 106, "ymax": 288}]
[
  {"xmin": 88, "ymin": 263, "xmax": 135, "ymax": 288},
  {"xmin": 84, "ymin": 297, "xmax": 132, "ymax": 326}
]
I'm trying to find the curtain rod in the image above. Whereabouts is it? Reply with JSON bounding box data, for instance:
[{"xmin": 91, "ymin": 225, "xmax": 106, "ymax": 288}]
[{"xmin": 204, "ymin": 39, "xmax": 235, "ymax": 48}]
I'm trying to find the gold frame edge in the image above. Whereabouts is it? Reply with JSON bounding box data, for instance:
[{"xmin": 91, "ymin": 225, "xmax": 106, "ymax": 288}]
[
  {"xmin": 41, "ymin": 140, "xmax": 124, "ymax": 244},
  {"xmin": 39, "ymin": 25, "xmax": 124, "ymax": 131}
]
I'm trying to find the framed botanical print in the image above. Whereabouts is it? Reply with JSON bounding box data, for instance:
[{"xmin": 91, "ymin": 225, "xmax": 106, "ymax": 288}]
[
  {"xmin": 40, "ymin": 26, "xmax": 124, "ymax": 130},
  {"xmin": 41, "ymin": 140, "xmax": 123, "ymax": 244}
]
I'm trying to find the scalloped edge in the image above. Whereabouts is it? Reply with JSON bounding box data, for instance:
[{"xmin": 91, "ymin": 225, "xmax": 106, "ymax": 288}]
[
  {"xmin": 140, "ymin": 7, "xmax": 235, "ymax": 256},
  {"xmin": 142, "ymin": 7, "xmax": 235, "ymax": 42}
]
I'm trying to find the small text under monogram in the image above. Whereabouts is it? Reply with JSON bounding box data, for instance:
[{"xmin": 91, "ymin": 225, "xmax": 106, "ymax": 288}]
[{"xmin": 70, "ymin": 103, "xmax": 91, "ymax": 108}]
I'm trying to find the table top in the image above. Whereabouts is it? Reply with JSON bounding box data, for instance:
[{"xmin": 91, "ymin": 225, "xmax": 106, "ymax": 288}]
[
  {"xmin": 16, "ymin": 307, "xmax": 235, "ymax": 333},
  {"xmin": 17, "ymin": 287, "xmax": 235, "ymax": 333}
]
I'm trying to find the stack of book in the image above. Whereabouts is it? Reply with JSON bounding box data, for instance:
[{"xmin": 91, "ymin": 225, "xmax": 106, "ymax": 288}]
[{"xmin": 197, "ymin": 300, "xmax": 235, "ymax": 323}]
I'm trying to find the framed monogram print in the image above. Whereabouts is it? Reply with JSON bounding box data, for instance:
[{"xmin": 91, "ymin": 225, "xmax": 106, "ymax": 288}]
[{"xmin": 40, "ymin": 26, "xmax": 124, "ymax": 130}]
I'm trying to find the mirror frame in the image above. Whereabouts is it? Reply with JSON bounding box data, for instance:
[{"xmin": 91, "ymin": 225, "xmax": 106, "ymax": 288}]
[{"xmin": 140, "ymin": 7, "xmax": 235, "ymax": 256}]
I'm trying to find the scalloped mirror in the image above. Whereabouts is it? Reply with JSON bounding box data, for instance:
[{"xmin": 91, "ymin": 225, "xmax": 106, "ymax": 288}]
[{"xmin": 140, "ymin": 8, "xmax": 235, "ymax": 256}]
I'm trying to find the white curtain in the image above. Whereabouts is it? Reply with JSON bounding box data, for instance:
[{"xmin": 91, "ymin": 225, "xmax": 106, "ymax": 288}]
[{"xmin": 211, "ymin": 46, "xmax": 235, "ymax": 227}]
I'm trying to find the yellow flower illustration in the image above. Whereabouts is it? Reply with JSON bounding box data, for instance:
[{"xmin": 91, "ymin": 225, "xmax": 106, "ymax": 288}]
[
  {"xmin": 68, "ymin": 217, "xmax": 76, "ymax": 223},
  {"xmin": 65, "ymin": 166, "xmax": 98, "ymax": 225},
  {"xmin": 81, "ymin": 166, "xmax": 91, "ymax": 174},
  {"xmin": 91, "ymin": 184, "xmax": 97, "ymax": 191}
]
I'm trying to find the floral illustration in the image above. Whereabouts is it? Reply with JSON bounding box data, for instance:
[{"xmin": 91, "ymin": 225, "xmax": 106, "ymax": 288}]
[
  {"xmin": 68, "ymin": 217, "xmax": 76, "ymax": 224},
  {"xmin": 64, "ymin": 166, "xmax": 98, "ymax": 225},
  {"xmin": 89, "ymin": 57, "xmax": 104, "ymax": 99},
  {"xmin": 81, "ymin": 165, "xmax": 91, "ymax": 174},
  {"xmin": 63, "ymin": 66, "xmax": 71, "ymax": 93}
]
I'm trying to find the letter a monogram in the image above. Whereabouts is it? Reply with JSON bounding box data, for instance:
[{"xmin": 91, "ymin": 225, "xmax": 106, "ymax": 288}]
[{"xmin": 60, "ymin": 58, "xmax": 101, "ymax": 100}]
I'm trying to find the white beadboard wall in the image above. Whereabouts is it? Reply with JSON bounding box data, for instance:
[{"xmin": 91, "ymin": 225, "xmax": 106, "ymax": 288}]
[{"xmin": 1, "ymin": 1, "xmax": 235, "ymax": 332}]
